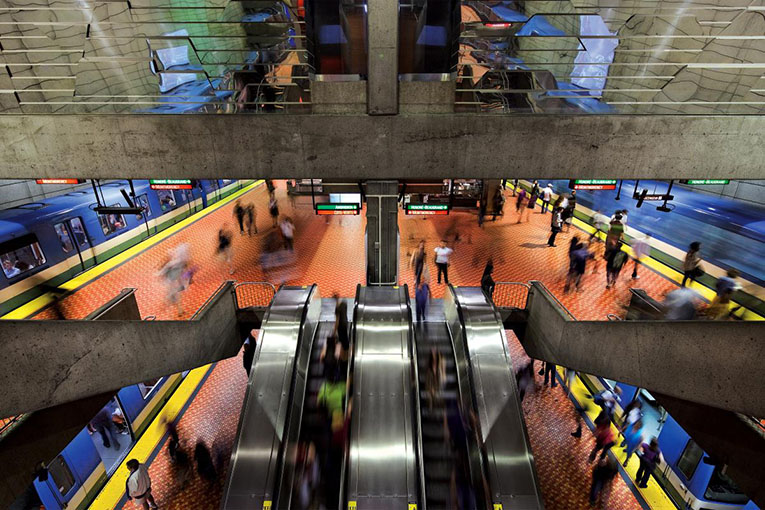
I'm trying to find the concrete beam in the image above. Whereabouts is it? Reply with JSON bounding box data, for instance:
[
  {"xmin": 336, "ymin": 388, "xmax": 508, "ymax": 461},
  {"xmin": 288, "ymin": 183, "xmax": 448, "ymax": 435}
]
[
  {"xmin": 0, "ymin": 283, "xmax": 241, "ymax": 417},
  {"xmin": 2, "ymin": 114, "xmax": 764, "ymax": 179},
  {"xmin": 520, "ymin": 282, "xmax": 765, "ymax": 418}
]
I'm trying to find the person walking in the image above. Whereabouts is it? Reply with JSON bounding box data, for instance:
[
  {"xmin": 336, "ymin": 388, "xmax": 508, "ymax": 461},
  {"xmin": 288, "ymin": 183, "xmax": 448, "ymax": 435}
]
[
  {"xmin": 245, "ymin": 203, "xmax": 257, "ymax": 235},
  {"xmin": 280, "ymin": 216, "xmax": 295, "ymax": 251},
  {"xmin": 590, "ymin": 210, "xmax": 610, "ymax": 243},
  {"xmin": 434, "ymin": 240, "xmax": 453, "ymax": 285},
  {"xmin": 589, "ymin": 457, "xmax": 618, "ymax": 507},
  {"xmin": 548, "ymin": 207, "xmax": 563, "ymax": 247},
  {"xmin": 565, "ymin": 243, "xmax": 594, "ymax": 293},
  {"xmin": 543, "ymin": 360, "xmax": 558, "ymax": 388},
  {"xmin": 630, "ymin": 234, "xmax": 651, "ymax": 279},
  {"xmin": 622, "ymin": 420, "xmax": 645, "ymax": 467},
  {"xmin": 216, "ymin": 227, "xmax": 234, "ymax": 274},
  {"xmin": 415, "ymin": 280, "xmax": 431, "ymax": 325},
  {"xmin": 268, "ymin": 194, "xmax": 280, "ymax": 229},
  {"xmin": 90, "ymin": 407, "xmax": 121, "ymax": 450},
  {"xmin": 606, "ymin": 213, "xmax": 625, "ymax": 246},
  {"xmin": 480, "ymin": 259, "xmax": 495, "ymax": 301},
  {"xmin": 588, "ymin": 419, "xmax": 616, "ymax": 462},
  {"xmin": 681, "ymin": 242, "xmax": 703, "ymax": 286},
  {"xmin": 605, "ymin": 241, "xmax": 628, "ymax": 289},
  {"xmin": 562, "ymin": 190, "xmax": 576, "ymax": 232},
  {"xmin": 125, "ymin": 459, "xmax": 158, "ymax": 509},
  {"xmin": 410, "ymin": 240, "xmax": 426, "ymax": 286},
  {"xmin": 492, "ymin": 188, "xmax": 505, "ymax": 221},
  {"xmin": 515, "ymin": 188, "xmax": 527, "ymax": 215},
  {"xmin": 541, "ymin": 183, "xmax": 553, "ymax": 214},
  {"xmin": 635, "ymin": 438, "xmax": 663, "ymax": 488},
  {"xmin": 233, "ymin": 200, "xmax": 246, "ymax": 235},
  {"xmin": 516, "ymin": 359, "xmax": 535, "ymax": 403},
  {"xmin": 194, "ymin": 440, "xmax": 217, "ymax": 487}
]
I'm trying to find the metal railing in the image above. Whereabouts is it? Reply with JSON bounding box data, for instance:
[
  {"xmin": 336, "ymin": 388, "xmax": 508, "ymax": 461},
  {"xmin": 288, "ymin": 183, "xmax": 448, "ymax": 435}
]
[
  {"xmin": 530, "ymin": 280, "xmax": 577, "ymax": 320},
  {"xmin": 0, "ymin": 414, "xmax": 25, "ymax": 437},
  {"xmin": 493, "ymin": 281, "xmax": 531, "ymax": 309},
  {"xmin": 234, "ymin": 282, "xmax": 277, "ymax": 309},
  {"xmin": 607, "ymin": 314, "xmax": 623, "ymax": 321}
]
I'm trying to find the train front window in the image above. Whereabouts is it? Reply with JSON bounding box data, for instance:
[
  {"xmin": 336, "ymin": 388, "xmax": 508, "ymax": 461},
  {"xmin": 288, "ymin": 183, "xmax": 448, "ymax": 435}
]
[
  {"xmin": 0, "ymin": 235, "xmax": 46, "ymax": 279},
  {"xmin": 54, "ymin": 223, "xmax": 74, "ymax": 253},
  {"xmin": 676, "ymin": 439, "xmax": 703, "ymax": 480},
  {"xmin": 157, "ymin": 190, "xmax": 177, "ymax": 211},
  {"xmin": 136, "ymin": 194, "xmax": 151, "ymax": 219},
  {"xmin": 48, "ymin": 455, "xmax": 75, "ymax": 496},
  {"xmin": 705, "ymin": 465, "xmax": 749, "ymax": 503},
  {"xmin": 98, "ymin": 205, "xmax": 127, "ymax": 235}
]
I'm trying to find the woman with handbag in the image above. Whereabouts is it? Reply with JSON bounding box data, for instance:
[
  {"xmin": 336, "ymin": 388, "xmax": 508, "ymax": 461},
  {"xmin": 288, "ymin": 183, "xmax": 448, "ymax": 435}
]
[{"xmin": 681, "ymin": 242, "xmax": 703, "ymax": 287}]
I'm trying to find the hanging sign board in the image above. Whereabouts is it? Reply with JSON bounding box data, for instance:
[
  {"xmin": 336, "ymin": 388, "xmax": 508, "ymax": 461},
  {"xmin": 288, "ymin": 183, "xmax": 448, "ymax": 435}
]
[
  {"xmin": 36, "ymin": 179, "xmax": 83, "ymax": 185},
  {"xmin": 405, "ymin": 203, "xmax": 449, "ymax": 215},
  {"xmin": 315, "ymin": 203, "xmax": 360, "ymax": 215},
  {"xmin": 150, "ymin": 179, "xmax": 192, "ymax": 190},
  {"xmin": 680, "ymin": 179, "xmax": 730, "ymax": 185},
  {"xmin": 568, "ymin": 179, "xmax": 617, "ymax": 190}
]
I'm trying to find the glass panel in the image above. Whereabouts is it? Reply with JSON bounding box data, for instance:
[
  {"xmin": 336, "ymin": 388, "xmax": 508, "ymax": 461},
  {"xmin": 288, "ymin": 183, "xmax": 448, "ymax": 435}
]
[
  {"xmin": 305, "ymin": 0, "xmax": 368, "ymax": 76},
  {"xmin": 97, "ymin": 205, "xmax": 127, "ymax": 236},
  {"xmin": 48, "ymin": 456, "xmax": 75, "ymax": 496},
  {"xmin": 54, "ymin": 223, "xmax": 74, "ymax": 253},
  {"xmin": 0, "ymin": 237, "xmax": 47, "ymax": 279},
  {"xmin": 157, "ymin": 190, "xmax": 178, "ymax": 211},
  {"xmin": 138, "ymin": 378, "xmax": 163, "ymax": 399},
  {"xmin": 676, "ymin": 439, "xmax": 703, "ymax": 480},
  {"xmin": 136, "ymin": 194, "xmax": 152, "ymax": 219},
  {"xmin": 400, "ymin": 0, "xmax": 460, "ymax": 77},
  {"xmin": 69, "ymin": 218, "xmax": 89, "ymax": 247}
]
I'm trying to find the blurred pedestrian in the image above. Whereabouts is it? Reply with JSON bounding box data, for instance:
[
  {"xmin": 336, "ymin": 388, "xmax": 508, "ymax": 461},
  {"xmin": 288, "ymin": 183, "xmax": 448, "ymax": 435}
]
[
  {"xmin": 630, "ymin": 234, "xmax": 651, "ymax": 279},
  {"xmin": 606, "ymin": 214, "xmax": 625, "ymax": 246},
  {"xmin": 565, "ymin": 242, "xmax": 594, "ymax": 293},
  {"xmin": 543, "ymin": 361, "xmax": 557, "ymax": 388},
  {"xmin": 216, "ymin": 227, "xmax": 234, "ymax": 274},
  {"xmin": 541, "ymin": 183, "xmax": 553, "ymax": 214},
  {"xmin": 89, "ymin": 407, "xmax": 121, "ymax": 450},
  {"xmin": 562, "ymin": 191, "xmax": 576, "ymax": 232},
  {"xmin": 492, "ymin": 188, "xmax": 505, "ymax": 221},
  {"xmin": 415, "ymin": 280, "xmax": 431, "ymax": 325},
  {"xmin": 716, "ymin": 268, "xmax": 741, "ymax": 299},
  {"xmin": 166, "ymin": 421, "xmax": 191, "ymax": 490},
  {"xmin": 588, "ymin": 418, "xmax": 616, "ymax": 462},
  {"xmin": 589, "ymin": 457, "xmax": 618, "ymax": 506},
  {"xmin": 242, "ymin": 329, "xmax": 257, "ymax": 376},
  {"xmin": 516, "ymin": 189, "xmax": 530, "ymax": 223},
  {"xmin": 605, "ymin": 242, "xmax": 628, "ymax": 289},
  {"xmin": 622, "ymin": 419, "xmax": 644, "ymax": 466},
  {"xmin": 233, "ymin": 200, "xmax": 246, "ymax": 235},
  {"xmin": 425, "ymin": 347, "xmax": 445, "ymax": 409},
  {"xmin": 663, "ymin": 287, "xmax": 701, "ymax": 320},
  {"xmin": 280, "ymin": 216, "xmax": 295, "ymax": 251},
  {"xmin": 593, "ymin": 386, "xmax": 622, "ymax": 419},
  {"xmin": 515, "ymin": 188, "xmax": 527, "ymax": 214},
  {"xmin": 409, "ymin": 240, "xmax": 426, "ymax": 286},
  {"xmin": 333, "ymin": 294, "xmax": 350, "ymax": 365},
  {"xmin": 194, "ymin": 440, "xmax": 217, "ymax": 486},
  {"xmin": 125, "ymin": 459, "xmax": 158, "ymax": 509},
  {"xmin": 245, "ymin": 203, "xmax": 257, "ymax": 235},
  {"xmin": 548, "ymin": 207, "xmax": 563, "ymax": 247},
  {"xmin": 159, "ymin": 244, "xmax": 190, "ymax": 316},
  {"xmin": 434, "ymin": 240, "xmax": 453, "ymax": 285},
  {"xmin": 478, "ymin": 199, "xmax": 486, "ymax": 228},
  {"xmin": 516, "ymin": 359, "xmax": 535, "ymax": 403},
  {"xmin": 265, "ymin": 179, "xmax": 275, "ymax": 194},
  {"xmin": 590, "ymin": 210, "xmax": 610, "ymax": 243},
  {"xmin": 681, "ymin": 242, "xmax": 703, "ymax": 287},
  {"xmin": 268, "ymin": 194, "xmax": 280, "ymax": 228},
  {"xmin": 480, "ymin": 259, "xmax": 495, "ymax": 300},
  {"xmin": 621, "ymin": 399, "xmax": 643, "ymax": 433},
  {"xmin": 635, "ymin": 438, "xmax": 663, "ymax": 488}
]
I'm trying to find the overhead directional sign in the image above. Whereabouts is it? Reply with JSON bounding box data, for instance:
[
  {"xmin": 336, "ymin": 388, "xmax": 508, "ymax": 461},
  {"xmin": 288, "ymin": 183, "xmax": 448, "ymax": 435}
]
[
  {"xmin": 569, "ymin": 179, "xmax": 617, "ymax": 190},
  {"xmin": 405, "ymin": 203, "xmax": 449, "ymax": 215},
  {"xmin": 150, "ymin": 179, "xmax": 192, "ymax": 190},
  {"xmin": 36, "ymin": 178, "xmax": 83, "ymax": 185},
  {"xmin": 680, "ymin": 179, "xmax": 730, "ymax": 185},
  {"xmin": 315, "ymin": 203, "xmax": 360, "ymax": 215}
]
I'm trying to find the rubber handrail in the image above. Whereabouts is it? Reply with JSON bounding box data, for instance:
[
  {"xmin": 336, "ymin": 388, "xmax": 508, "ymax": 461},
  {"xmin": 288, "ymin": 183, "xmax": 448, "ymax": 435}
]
[
  {"xmin": 338, "ymin": 283, "xmax": 361, "ymax": 510},
  {"xmin": 404, "ymin": 285, "xmax": 427, "ymax": 510}
]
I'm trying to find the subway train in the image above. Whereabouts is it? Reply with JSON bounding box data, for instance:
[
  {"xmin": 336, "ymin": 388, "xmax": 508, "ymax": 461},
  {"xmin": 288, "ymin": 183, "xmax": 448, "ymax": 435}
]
[
  {"xmin": 578, "ymin": 373, "xmax": 759, "ymax": 510},
  {"xmin": 30, "ymin": 372, "xmax": 190, "ymax": 509},
  {"xmin": 0, "ymin": 179, "xmax": 248, "ymax": 317}
]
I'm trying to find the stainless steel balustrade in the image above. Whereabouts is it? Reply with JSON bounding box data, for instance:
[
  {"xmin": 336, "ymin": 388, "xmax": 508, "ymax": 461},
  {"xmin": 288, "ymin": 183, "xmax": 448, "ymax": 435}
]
[
  {"xmin": 446, "ymin": 286, "xmax": 544, "ymax": 510},
  {"xmin": 222, "ymin": 285, "xmax": 321, "ymax": 510}
]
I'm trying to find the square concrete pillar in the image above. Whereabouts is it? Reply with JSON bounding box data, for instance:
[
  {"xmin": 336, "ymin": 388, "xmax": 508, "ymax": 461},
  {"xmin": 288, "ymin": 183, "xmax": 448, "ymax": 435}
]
[{"xmin": 367, "ymin": 2, "xmax": 399, "ymax": 115}]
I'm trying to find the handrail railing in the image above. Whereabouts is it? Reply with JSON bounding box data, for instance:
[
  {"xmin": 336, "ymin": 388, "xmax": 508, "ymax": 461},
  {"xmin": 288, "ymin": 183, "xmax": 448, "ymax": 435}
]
[
  {"xmin": 143, "ymin": 315, "xmax": 156, "ymax": 321},
  {"xmin": 338, "ymin": 284, "xmax": 360, "ymax": 510},
  {"xmin": 0, "ymin": 415, "xmax": 23, "ymax": 437},
  {"xmin": 493, "ymin": 281, "xmax": 531, "ymax": 309},
  {"xmin": 190, "ymin": 281, "xmax": 233, "ymax": 320},
  {"xmin": 404, "ymin": 285, "xmax": 427, "ymax": 510},
  {"xmin": 234, "ymin": 281, "xmax": 277, "ymax": 309},
  {"xmin": 530, "ymin": 280, "xmax": 577, "ymax": 320},
  {"xmin": 607, "ymin": 314, "xmax": 623, "ymax": 321}
]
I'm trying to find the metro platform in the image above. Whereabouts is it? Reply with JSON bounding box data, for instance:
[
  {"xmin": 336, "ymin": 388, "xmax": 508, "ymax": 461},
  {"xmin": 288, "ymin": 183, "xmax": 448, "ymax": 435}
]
[{"xmin": 7, "ymin": 180, "xmax": 759, "ymax": 510}]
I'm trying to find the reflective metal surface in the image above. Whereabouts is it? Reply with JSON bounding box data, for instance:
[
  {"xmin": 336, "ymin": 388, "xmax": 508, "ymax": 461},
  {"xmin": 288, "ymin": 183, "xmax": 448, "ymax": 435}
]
[
  {"xmin": 447, "ymin": 286, "xmax": 544, "ymax": 510},
  {"xmin": 346, "ymin": 286, "xmax": 420, "ymax": 509},
  {"xmin": 222, "ymin": 284, "xmax": 321, "ymax": 510}
]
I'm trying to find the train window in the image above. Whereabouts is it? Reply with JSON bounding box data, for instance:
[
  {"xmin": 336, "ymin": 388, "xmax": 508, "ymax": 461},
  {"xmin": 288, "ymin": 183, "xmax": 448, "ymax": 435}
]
[
  {"xmin": 48, "ymin": 455, "xmax": 75, "ymax": 496},
  {"xmin": 0, "ymin": 235, "xmax": 46, "ymax": 280},
  {"xmin": 677, "ymin": 439, "xmax": 703, "ymax": 480},
  {"xmin": 138, "ymin": 378, "xmax": 163, "ymax": 399},
  {"xmin": 705, "ymin": 465, "xmax": 748, "ymax": 503},
  {"xmin": 54, "ymin": 223, "xmax": 74, "ymax": 253},
  {"xmin": 221, "ymin": 179, "xmax": 234, "ymax": 186},
  {"xmin": 136, "ymin": 194, "xmax": 152, "ymax": 219},
  {"xmin": 70, "ymin": 218, "xmax": 88, "ymax": 247},
  {"xmin": 97, "ymin": 205, "xmax": 127, "ymax": 236},
  {"xmin": 157, "ymin": 190, "xmax": 177, "ymax": 211}
]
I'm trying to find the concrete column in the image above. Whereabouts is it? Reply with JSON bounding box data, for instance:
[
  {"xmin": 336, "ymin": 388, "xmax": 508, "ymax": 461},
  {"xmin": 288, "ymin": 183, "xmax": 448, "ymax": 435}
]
[
  {"xmin": 367, "ymin": 1, "xmax": 398, "ymax": 114},
  {"xmin": 365, "ymin": 181, "xmax": 399, "ymax": 285}
]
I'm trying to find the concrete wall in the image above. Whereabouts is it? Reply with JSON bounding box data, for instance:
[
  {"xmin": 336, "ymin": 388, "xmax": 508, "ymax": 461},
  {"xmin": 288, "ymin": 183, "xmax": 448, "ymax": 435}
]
[
  {"xmin": 521, "ymin": 282, "xmax": 765, "ymax": 418},
  {"xmin": 0, "ymin": 179, "xmax": 86, "ymax": 210},
  {"xmin": 0, "ymin": 283, "xmax": 241, "ymax": 417},
  {"xmin": 678, "ymin": 180, "xmax": 765, "ymax": 208},
  {"xmin": 1, "ymin": 114, "xmax": 765, "ymax": 179}
]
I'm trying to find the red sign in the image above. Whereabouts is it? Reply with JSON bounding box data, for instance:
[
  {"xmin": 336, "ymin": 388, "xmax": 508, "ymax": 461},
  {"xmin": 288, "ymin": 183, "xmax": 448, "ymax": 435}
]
[
  {"xmin": 316, "ymin": 209, "xmax": 357, "ymax": 216},
  {"xmin": 36, "ymin": 178, "xmax": 82, "ymax": 185},
  {"xmin": 574, "ymin": 184, "xmax": 616, "ymax": 190},
  {"xmin": 150, "ymin": 184, "xmax": 192, "ymax": 190}
]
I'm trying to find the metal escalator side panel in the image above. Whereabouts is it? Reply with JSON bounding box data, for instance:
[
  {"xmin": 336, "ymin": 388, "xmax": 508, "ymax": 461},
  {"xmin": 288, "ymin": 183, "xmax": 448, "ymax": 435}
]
[
  {"xmin": 451, "ymin": 286, "xmax": 544, "ymax": 510},
  {"xmin": 221, "ymin": 285, "xmax": 321, "ymax": 510},
  {"xmin": 404, "ymin": 285, "xmax": 427, "ymax": 510},
  {"xmin": 347, "ymin": 286, "xmax": 419, "ymax": 510}
]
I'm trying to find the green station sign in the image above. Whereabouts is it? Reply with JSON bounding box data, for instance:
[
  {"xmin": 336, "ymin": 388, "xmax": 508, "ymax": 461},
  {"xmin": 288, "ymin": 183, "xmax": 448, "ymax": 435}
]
[
  {"xmin": 150, "ymin": 179, "xmax": 193, "ymax": 190},
  {"xmin": 680, "ymin": 179, "xmax": 730, "ymax": 185},
  {"xmin": 315, "ymin": 203, "xmax": 360, "ymax": 215},
  {"xmin": 405, "ymin": 203, "xmax": 449, "ymax": 215},
  {"xmin": 569, "ymin": 179, "xmax": 617, "ymax": 190}
]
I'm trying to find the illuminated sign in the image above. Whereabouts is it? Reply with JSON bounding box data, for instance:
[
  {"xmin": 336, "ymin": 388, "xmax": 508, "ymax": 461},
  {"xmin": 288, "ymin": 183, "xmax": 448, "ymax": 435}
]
[
  {"xmin": 405, "ymin": 203, "xmax": 449, "ymax": 215},
  {"xmin": 150, "ymin": 179, "xmax": 192, "ymax": 190},
  {"xmin": 680, "ymin": 179, "xmax": 730, "ymax": 185},
  {"xmin": 315, "ymin": 203, "xmax": 360, "ymax": 215},
  {"xmin": 35, "ymin": 179, "xmax": 83, "ymax": 185},
  {"xmin": 569, "ymin": 179, "xmax": 617, "ymax": 190},
  {"xmin": 641, "ymin": 193, "xmax": 671, "ymax": 201}
]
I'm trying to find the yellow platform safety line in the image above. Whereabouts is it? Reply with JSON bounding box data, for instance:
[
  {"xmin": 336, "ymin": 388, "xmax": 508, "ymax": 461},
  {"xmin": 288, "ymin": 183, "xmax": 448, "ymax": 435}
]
[
  {"xmin": 90, "ymin": 364, "xmax": 212, "ymax": 510},
  {"xmin": 1, "ymin": 180, "xmax": 264, "ymax": 320},
  {"xmin": 507, "ymin": 182, "xmax": 763, "ymax": 321},
  {"xmin": 560, "ymin": 366, "xmax": 677, "ymax": 509}
]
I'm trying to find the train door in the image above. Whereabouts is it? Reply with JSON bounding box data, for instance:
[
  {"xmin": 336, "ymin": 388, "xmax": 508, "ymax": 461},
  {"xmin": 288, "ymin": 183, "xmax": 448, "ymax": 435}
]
[
  {"xmin": 88, "ymin": 397, "xmax": 132, "ymax": 475},
  {"xmin": 39, "ymin": 453, "xmax": 78, "ymax": 508},
  {"xmin": 61, "ymin": 218, "xmax": 97, "ymax": 272}
]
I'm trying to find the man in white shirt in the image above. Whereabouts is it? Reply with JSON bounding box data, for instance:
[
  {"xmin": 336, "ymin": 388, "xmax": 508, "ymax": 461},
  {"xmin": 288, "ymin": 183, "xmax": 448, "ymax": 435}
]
[
  {"xmin": 126, "ymin": 459, "xmax": 158, "ymax": 509},
  {"xmin": 433, "ymin": 240, "xmax": 454, "ymax": 285},
  {"xmin": 630, "ymin": 234, "xmax": 651, "ymax": 279},
  {"xmin": 541, "ymin": 184, "xmax": 553, "ymax": 214}
]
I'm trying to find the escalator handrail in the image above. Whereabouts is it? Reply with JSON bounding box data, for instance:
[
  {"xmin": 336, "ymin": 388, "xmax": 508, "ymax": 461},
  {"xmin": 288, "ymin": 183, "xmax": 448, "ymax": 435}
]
[
  {"xmin": 404, "ymin": 284, "xmax": 427, "ymax": 510},
  {"xmin": 272, "ymin": 283, "xmax": 320, "ymax": 508},
  {"xmin": 447, "ymin": 284, "xmax": 492, "ymax": 510},
  {"xmin": 338, "ymin": 284, "xmax": 361, "ymax": 510}
]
